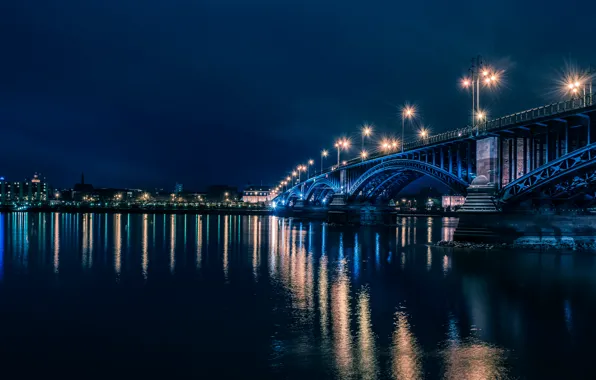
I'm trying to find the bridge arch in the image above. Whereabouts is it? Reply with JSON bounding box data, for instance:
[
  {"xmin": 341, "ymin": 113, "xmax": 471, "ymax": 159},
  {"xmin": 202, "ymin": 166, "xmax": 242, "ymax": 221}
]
[
  {"xmin": 348, "ymin": 159, "xmax": 469, "ymax": 200},
  {"xmin": 303, "ymin": 178, "xmax": 340, "ymax": 202}
]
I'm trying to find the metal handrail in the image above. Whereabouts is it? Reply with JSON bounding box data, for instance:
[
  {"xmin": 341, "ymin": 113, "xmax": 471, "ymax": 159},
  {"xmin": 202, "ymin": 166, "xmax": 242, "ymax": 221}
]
[{"xmin": 404, "ymin": 93, "xmax": 594, "ymax": 151}]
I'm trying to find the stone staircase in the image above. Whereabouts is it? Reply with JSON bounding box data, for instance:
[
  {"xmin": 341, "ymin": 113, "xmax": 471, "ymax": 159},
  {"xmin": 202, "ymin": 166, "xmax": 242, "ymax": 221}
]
[{"xmin": 453, "ymin": 176, "xmax": 502, "ymax": 242}]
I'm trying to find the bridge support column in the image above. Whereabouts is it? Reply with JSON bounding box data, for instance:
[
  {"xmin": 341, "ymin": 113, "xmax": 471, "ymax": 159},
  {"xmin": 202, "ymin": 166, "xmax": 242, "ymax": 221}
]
[
  {"xmin": 508, "ymin": 139, "xmax": 513, "ymax": 184},
  {"xmin": 522, "ymin": 137, "xmax": 528, "ymax": 175},
  {"xmin": 513, "ymin": 138, "xmax": 518, "ymax": 179},
  {"xmin": 565, "ymin": 122, "xmax": 570, "ymax": 155},
  {"xmin": 467, "ymin": 141, "xmax": 472, "ymax": 183},
  {"xmin": 448, "ymin": 146, "xmax": 453, "ymax": 174},
  {"xmin": 498, "ymin": 137, "xmax": 504, "ymax": 188},
  {"xmin": 440, "ymin": 147, "xmax": 444, "ymax": 170},
  {"xmin": 476, "ymin": 136, "xmax": 498, "ymax": 185},
  {"xmin": 545, "ymin": 130, "xmax": 550, "ymax": 164},
  {"xmin": 457, "ymin": 144, "xmax": 462, "ymax": 178}
]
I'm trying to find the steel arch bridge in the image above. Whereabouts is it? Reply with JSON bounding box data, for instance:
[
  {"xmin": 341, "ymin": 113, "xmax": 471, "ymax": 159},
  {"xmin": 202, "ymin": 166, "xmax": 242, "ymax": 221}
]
[{"xmin": 276, "ymin": 94, "xmax": 596, "ymax": 209}]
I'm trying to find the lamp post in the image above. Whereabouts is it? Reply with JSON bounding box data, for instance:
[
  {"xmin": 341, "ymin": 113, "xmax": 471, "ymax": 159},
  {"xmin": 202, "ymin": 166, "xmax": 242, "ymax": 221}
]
[
  {"xmin": 321, "ymin": 149, "xmax": 328, "ymax": 174},
  {"xmin": 361, "ymin": 150, "xmax": 368, "ymax": 162},
  {"xmin": 361, "ymin": 125, "xmax": 372, "ymax": 152},
  {"xmin": 308, "ymin": 159, "xmax": 314, "ymax": 178},
  {"xmin": 419, "ymin": 128, "xmax": 429, "ymax": 142},
  {"xmin": 462, "ymin": 56, "xmax": 500, "ymax": 132},
  {"xmin": 335, "ymin": 139, "xmax": 350, "ymax": 168},
  {"xmin": 401, "ymin": 106, "xmax": 415, "ymax": 153}
]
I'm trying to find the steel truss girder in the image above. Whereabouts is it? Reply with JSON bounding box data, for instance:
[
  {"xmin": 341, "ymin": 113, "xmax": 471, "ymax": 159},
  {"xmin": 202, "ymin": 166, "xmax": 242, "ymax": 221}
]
[{"xmin": 497, "ymin": 142, "xmax": 596, "ymax": 203}]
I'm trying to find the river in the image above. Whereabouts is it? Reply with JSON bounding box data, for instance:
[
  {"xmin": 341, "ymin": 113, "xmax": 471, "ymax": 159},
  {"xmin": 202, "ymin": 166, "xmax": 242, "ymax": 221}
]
[{"xmin": 1, "ymin": 212, "xmax": 595, "ymax": 378}]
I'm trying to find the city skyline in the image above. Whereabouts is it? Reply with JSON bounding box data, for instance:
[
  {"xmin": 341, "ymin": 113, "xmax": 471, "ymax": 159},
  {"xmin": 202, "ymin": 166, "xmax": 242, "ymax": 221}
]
[{"xmin": 2, "ymin": 1, "xmax": 595, "ymax": 190}]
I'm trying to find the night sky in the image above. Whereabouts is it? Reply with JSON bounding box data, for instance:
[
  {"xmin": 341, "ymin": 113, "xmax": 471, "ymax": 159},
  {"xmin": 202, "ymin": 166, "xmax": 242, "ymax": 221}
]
[{"xmin": 2, "ymin": 0, "xmax": 595, "ymax": 191}]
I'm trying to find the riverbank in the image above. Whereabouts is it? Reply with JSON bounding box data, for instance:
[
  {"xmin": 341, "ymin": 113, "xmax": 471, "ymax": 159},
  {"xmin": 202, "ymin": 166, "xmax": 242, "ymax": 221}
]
[{"xmin": 437, "ymin": 238, "xmax": 596, "ymax": 251}]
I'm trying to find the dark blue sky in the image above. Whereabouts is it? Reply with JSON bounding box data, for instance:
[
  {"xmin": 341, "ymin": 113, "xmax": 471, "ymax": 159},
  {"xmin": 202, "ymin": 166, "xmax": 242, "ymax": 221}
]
[{"xmin": 1, "ymin": 0, "xmax": 595, "ymax": 190}]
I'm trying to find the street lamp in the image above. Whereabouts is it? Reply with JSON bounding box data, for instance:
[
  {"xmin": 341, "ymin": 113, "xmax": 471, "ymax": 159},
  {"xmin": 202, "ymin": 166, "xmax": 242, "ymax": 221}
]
[
  {"xmin": 321, "ymin": 149, "xmax": 328, "ymax": 173},
  {"xmin": 419, "ymin": 128, "xmax": 429, "ymax": 141},
  {"xmin": 566, "ymin": 78, "xmax": 584, "ymax": 98},
  {"xmin": 361, "ymin": 124, "xmax": 373, "ymax": 152},
  {"xmin": 360, "ymin": 150, "xmax": 368, "ymax": 161},
  {"xmin": 308, "ymin": 159, "xmax": 314, "ymax": 178},
  {"xmin": 401, "ymin": 105, "xmax": 416, "ymax": 153},
  {"xmin": 380, "ymin": 138, "xmax": 394, "ymax": 153},
  {"xmin": 335, "ymin": 139, "xmax": 350, "ymax": 168},
  {"xmin": 462, "ymin": 57, "xmax": 500, "ymax": 130},
  {"xmin": 296, "ymin": 165, "xmax": 303, "ymax": 183}
]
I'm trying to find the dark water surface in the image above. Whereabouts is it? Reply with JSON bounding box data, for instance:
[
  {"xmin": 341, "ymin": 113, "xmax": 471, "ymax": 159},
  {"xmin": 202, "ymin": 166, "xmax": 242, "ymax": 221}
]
[{"xmin": 1, "ymin": 213, "xmax": 596, "ymax": 379}]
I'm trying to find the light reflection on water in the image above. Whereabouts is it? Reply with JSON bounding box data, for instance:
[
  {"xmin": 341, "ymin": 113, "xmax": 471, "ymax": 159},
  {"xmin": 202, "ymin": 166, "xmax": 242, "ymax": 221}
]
[{"xmin": 1, "ymin": 212, "xmax": 596, "ymax": 379}]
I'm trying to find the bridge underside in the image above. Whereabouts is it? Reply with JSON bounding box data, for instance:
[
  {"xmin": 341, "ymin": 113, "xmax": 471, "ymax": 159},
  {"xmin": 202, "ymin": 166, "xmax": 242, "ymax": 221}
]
[{"xmin": 350, "ymin": 170, "xmax": 422, "ymax": 203}]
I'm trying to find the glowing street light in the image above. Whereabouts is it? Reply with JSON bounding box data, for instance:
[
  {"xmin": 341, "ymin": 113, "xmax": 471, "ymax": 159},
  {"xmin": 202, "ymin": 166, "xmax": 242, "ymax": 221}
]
[
  {"xmin": 321, "ymin": 149, "xmax": 328, "ymax": 173},
  {"xmin": 565, "ymin": 78, "xmax": 584, "ymax": 98},
  {"xmin": 380, "ymin": 138, "xmax": 396, "ymax": 153},
  {"xmin": 297, "ymin": 164, "xmax": 306, "ymax": 183},
  {"xmin": 401, "ymin": 105, "xmax": 416, "ymax": 153},
  {"xmin": 361, "ymin": 124, "xmax": 373, "ymax": 152},
  {"xmin": 360, "ymin": 150, "xmax": 368, "ymax": 161},
  {"xmin": 335, "ymin": 138, "xmax": 350, "ymax": 168},
  {"xmin": 419, "ymin": 128, "xmax": 429, "ymax": 139},
  {"xmin": 308, "ymin": 159, "xmax": 314, "ymax": 178},
  {"xmin": 461, "ymin": 56, "xmax": 501, "ymax": 131}
]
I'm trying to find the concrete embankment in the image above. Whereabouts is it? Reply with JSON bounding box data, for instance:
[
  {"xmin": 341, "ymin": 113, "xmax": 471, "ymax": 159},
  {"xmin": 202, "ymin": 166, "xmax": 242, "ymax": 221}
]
[{"xmin": 453, "ymin": 212, "xmax": 596, "ymax": 247}]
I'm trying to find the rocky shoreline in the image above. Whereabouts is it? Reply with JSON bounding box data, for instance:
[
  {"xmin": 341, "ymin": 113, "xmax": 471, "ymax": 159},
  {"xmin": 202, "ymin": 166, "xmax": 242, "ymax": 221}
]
[{"xmin": 436, "ymin": 239, "xmax": 596, "ymax": 251}]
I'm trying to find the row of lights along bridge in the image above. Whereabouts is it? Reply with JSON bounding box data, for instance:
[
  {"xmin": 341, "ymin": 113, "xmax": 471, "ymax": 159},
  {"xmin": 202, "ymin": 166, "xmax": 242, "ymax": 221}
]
[{"xmin": 273, "ymin": 58, "xmax": 594, "ymax": 194}]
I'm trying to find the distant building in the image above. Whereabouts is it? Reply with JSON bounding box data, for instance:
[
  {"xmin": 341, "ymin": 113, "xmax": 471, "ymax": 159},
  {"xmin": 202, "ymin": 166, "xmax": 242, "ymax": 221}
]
[
  {"xmin": 0, "ymin": 173, "xmax": 50, "ymax": 203},
  {"xmin": 73, "ymin": 172, "xmax": 94, "ymax": 201},
  {"xmin": 242, "ymin": 185, "xmax": 274, "ymax": 203},
  {"xmin": 175, "ymin": 183, "xmax": 183, "ymax": 194},
  {"xmin": 442, "ymin": 195, "xmax": 466, "ymax": 210}
]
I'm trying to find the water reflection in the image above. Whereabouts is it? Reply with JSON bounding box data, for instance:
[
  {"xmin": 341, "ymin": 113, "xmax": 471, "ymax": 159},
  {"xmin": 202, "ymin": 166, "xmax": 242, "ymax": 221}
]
[
  {"xmin": 0, "ymin": 213, "xmax": 588, "ymax": 379},
  {"xmin": 114, "ymin": 214, "xmax": 122, "ymax": 277},
  {"xmin": 196, "ymin": 215, "xmax": 202, "ymax": 270},
  {"xmin": 391, "ymin": 310, "xmax": 422, "ymax": 380},
  {"xmin": 142, "ymin": 215, "xmax": 149, "ymax": 279},
  {"xmin": 332, "ymin": 259, "xmax": 353, "ymax": 377},
  {"xmin": 357, "ymin": 289, "xmax": 378, "ymax": 379},
  {"xmin": 53, "ymin": 213, "xmax": 59, "ymax": 273},
  {"xmin": 223, "ymin": 215, "xmax": 229, "ymax": 281},
  {"xmin": 442, "ymin": 316, "xmax": 507, "ymax": 379},
  {"xmin": 170, "ymin": 214, "xmax": 176, "ymax": 274}
]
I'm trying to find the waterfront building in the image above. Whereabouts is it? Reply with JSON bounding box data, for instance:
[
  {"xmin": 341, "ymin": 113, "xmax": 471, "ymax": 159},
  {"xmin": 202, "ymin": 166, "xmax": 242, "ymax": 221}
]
[
  {"xmin": 442, "ymin": 195, "xmax": 466, "ymax": 211},
  {"xmin": 242, "ymin": 185, "xmax": 274, "ymax": 204}
]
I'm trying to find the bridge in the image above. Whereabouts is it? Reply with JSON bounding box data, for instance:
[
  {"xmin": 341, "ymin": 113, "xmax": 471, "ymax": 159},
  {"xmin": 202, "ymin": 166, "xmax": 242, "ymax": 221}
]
[{"xmin": 275, "ymin": 94, "xmax": 596, "ymax": 212}]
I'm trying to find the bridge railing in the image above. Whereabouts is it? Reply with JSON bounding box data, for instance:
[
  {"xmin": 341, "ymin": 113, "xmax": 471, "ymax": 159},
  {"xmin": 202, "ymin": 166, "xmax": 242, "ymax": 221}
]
[
  {"xmin": 404, "ymin": 93, "xmax": 595, "ymax": 150},
  {"xmin": 481, "ymin": 94, "xmax": 594, "ymax": 133}
]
